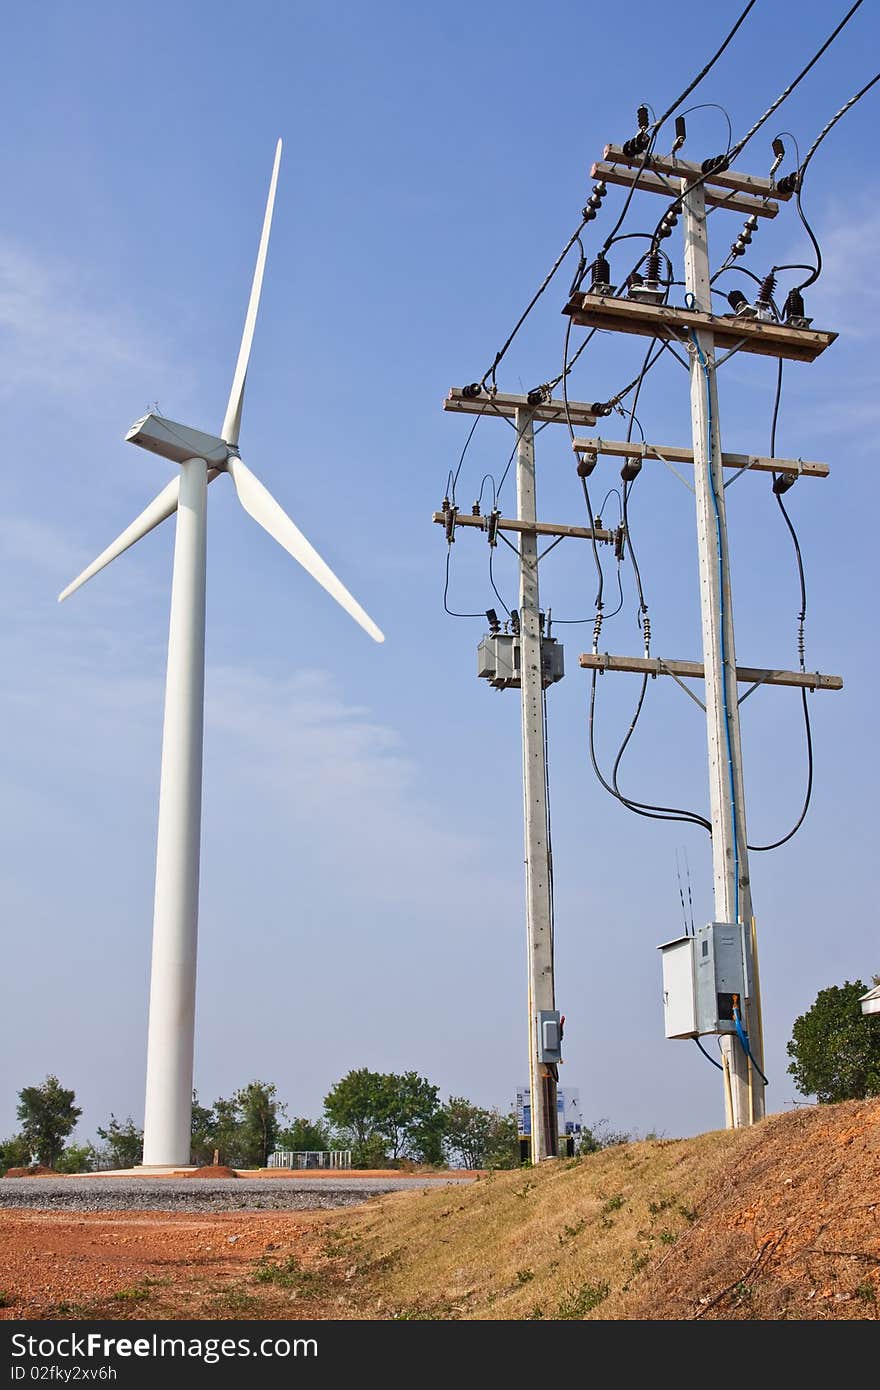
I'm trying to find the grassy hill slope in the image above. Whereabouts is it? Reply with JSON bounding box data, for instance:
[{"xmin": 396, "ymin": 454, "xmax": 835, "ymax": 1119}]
[{"xmin": 336, "ymin": 1097, "xmax": 879, "ymax": 1319}]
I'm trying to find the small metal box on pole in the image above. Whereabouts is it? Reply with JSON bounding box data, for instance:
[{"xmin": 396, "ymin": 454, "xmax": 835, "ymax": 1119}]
[{"xmin": 659, "ymin": 922, "xmax": 749, "ymax": 1039}]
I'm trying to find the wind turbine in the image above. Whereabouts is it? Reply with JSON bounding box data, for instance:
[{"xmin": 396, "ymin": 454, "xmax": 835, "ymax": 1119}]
[{"xmin": 59, "ymin": 140, "xmax": 384, "ymax": 1168}]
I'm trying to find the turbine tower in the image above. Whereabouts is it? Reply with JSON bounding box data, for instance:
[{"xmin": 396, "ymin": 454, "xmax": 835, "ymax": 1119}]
[{"xmin": 59, "ymin": 140, "xmax": 384, "ymax": 1168}]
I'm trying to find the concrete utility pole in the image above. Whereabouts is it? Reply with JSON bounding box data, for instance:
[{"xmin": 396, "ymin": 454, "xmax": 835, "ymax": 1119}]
[
  {"xmin": 437, "ymin": 389, "xmax": 603, "ymax": 1160},
  {"xmin": 681, "ymin": 181, "xmax": 762, "ymax": 1126},
  {"xmin": 562, "ymin": 142, "xmax": 841, "ymax": 1130},
  {"xmin": 515, "ymin": 408, "xmax": 559, "ymax": 1162}
]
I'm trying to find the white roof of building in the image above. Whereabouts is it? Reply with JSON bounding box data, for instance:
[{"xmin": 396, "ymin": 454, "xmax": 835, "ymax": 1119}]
[{"xmin": 859, "ymin": 984, "xmax": 880, "ymax": 1014}]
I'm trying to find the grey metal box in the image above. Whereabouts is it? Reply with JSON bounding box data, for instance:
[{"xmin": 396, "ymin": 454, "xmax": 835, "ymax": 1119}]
[
  {"xmin": 694, "ymin": 922, "xmax": 748, "ymax": 1035},
  {"xmin": 537, "ymin": 1009, "xmax": 563, "ymax": 1063},
  {"xmin": 477, "ymin": 634, "xmax": 564, "ymax": 690}
]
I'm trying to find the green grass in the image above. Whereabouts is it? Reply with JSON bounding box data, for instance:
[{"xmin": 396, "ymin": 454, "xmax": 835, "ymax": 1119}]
[
  {"xmin": 252, "ymin": 1256, "xmax": 329, "ymax": 1296},
  {"xmin": 557, "ymin": 1280, "xmax": 610, "ymax": 1318}
]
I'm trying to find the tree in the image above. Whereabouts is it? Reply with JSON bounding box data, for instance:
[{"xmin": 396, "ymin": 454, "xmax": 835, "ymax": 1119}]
[
  {"xmin": 276, "ymin": 1117, "xmax": 332, "ymax": 1154},
  {"xmin": 787, "ymin": 979, "xmax": 880, "ymax": 1103},
  {"xmin": 0, "ymin": 1135, "xmax": 32, "ymax": 1175},
  {"xmin": 323, "ymin": 1069, "xmax": 442, "ymax": 1166},
  {"xmin": 16, "ymin": 1076, "xmax": 81, "ymax": 1168},
  {"xmin": 577, "ymin": 1118, "xmax": 633, "ymax": 1154},
  {"xmin": 95, "ymin": 1115, "xmax": 144, "ymax": 1169},
  {"xmin": 190, "ymin": 1092, "xmax": 217, "ymax": 1166},
  {"xmin": 324, "ymin": 1069, "xmax": 390, "ymax": 1163},
  {"xmin": 55, "ymin": 1144, "xmax": 97, "ymax": 1174},
  {"xmin": 442, "ymin": 1098, "xmax": 495, "ymax": 1169},
  {"xmin": 234, "ymin": 1081, "xmax": 285, "ymax": 1168},
  {"xmin": 188, "ymin": 1083, "xmax": 285, "ymax": 1168},
  {"xmin": 211, "ymin": 1095, "xmax": 248, "ymax": 1167},
  {"xmin": 482, "ymin": 1109, "xmax": 519, "ymax": 1169},
  {"xmin": 377, "ymin": 1072, "xmax": 441, "ymax": 1161}
]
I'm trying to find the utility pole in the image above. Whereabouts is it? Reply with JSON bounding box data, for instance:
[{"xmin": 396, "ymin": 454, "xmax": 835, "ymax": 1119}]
[
  {"xmin": 681, "ymin": 179, "xmax": 759, "ymax": 1126},
  {"xmin": 437, "ymin": 388, "xmax": 603, "ymax": 1160},
  {"xmin": 560, "ymin": 140, "xmax": 841, "ymax": 1128},
  {"xmin": 515, "ymin": 408, "xmax": 558, "ymax": 1161}
]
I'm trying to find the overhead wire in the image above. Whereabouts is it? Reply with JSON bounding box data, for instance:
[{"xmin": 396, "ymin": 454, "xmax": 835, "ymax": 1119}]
[
  {"xmin": 747, "ymin": 360, "xmax": 814, "ymax": 852},
  {"xmin": 798, "ymin": 68, "xmax": 880, "ymax": 178},
  {"xmin": 784, "ymin": 71, "xmax": 880, "ymax": 291},
  {"xmin": 724, "ymin": 0, "xmax": 865, "ymax": 165},
  {"xmin": 486, "ymin": 3, "xmax": 764, "ymax": 410},
  {"xmin": 648, "ymin": 0, "xmax": 758, "ymax": 135},
  {"xmin": 641, "ymin": 1, "xmax": 867, "ymax": 266},
  {"xmin": 442, "ymin": 547, "xmax": 485, "ymax": 620},
  {"xmin": 573, "ymin": 330, "xmax": 712, "ymax": 834}
]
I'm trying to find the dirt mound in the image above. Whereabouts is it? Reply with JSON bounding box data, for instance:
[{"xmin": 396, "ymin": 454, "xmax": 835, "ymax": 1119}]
[
  {"xmin": 626, "ymin": 1097, "xmax": 880, "ymax": 1320},
  {"xmin": 340, "ymin": 1096, "xmax": 880, "ymax": 1320},
  {"xmin": 186, "ymin": 1165, "xmax": 238, "ymax": 1179},
  {"xmin": 3, "ymin": 1165, "xmax": 57, "ymax": 1178}
]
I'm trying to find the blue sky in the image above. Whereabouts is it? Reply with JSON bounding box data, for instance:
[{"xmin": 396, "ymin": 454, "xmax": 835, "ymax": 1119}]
[{"xmin": 2, "ymin": 0, "xmax": 878, "ymax": 1147}]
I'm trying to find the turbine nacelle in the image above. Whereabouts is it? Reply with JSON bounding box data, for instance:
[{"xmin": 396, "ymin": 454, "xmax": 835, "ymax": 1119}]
[{"xmin": 126, "ymin": 413, "xmax": 230, "ymax": 469}]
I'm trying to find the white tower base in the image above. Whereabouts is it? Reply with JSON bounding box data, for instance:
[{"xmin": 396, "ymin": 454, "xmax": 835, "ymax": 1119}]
[{"xmin": 141, "ymin": 457, "xmax": 208, "ymax": 1168}]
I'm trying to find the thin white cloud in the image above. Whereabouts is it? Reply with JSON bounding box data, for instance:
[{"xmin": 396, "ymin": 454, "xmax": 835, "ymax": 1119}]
[
  {"xmin": 0, "ymin": 508, "xmax": 504, "ymax": 919},
  {"xmin": 0, "ymin": 240, "xmax": 154, "ymax": 398}
]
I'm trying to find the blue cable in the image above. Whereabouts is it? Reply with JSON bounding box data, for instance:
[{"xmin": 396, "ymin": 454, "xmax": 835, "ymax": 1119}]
[
  {"xmin": 733, "ymin": 1006, "xmax": 769, "ymax": 1087},
  {"xmin": 687, "ymin": 324, "xmax": 740, "ymax": 923}
]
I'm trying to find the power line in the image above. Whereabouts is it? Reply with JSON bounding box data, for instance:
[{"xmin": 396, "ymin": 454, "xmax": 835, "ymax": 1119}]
[
  {"xmin": 726, "ymin": 0, "xmax": 866, "ymax": 164},
  {"xmin": 747, "ymin": 364, "xmax": 814, "ymax": 851},
  {"xmin": 649, "ymin": 1, "xmax": 758, "ymax": 135},
  {"xmin": 642, "ymin": 1, "xmax": 867, "ymax": 261},
  {"xmin": 799, "ymin": 68, "xmax": 880, "ymax": 178}
]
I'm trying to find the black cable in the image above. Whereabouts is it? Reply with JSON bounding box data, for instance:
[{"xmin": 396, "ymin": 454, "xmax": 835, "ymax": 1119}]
[
  {"xmin": 799, "ymin": 68, "xmax": 880, "ymax": 180},
  {"xmin": 694, "ymin": 1036, "xmax": 724, "ymax": 1071},
  {"xmin": 476, "ymin": 474, "xmax": 497, "ymax": 511},
  {"xmin": 601, "ymin": 135, "xmax": 661, "ymax": 253},
  {"xmin": 785, "ymin": 69, "xmax": 880, "ymax": 294},
  {"xmin": 792, "ymin": 183, "xmax": 824, "ymax": 291},
  {"xmin": 488, "ymin": 547, "xmax": 510, "ymax": 617},
  {"xmin": 748, "ymin": 361, "xmax": 814, "ymax": 851},
  {"xmin": 587, "ymin": 671, "xmax": 713, "ymax": 832},
  {"xmin": 450, "ymin": 408, "xmax": 488, "ymax": 503},
  {"xmin": 442, "ymin": 547, "xmax": 484, "ymax": 620},
  {"xmin": 546, "ymin": 5, "xmax": 756, "ymax": 400},
  {"xmin": 548, "ymin": 327, "xmax": 597, "ymax": 393},
  {"xmin": 537, "ymin": 5, "xmax": 758, "ymax": 398},
  {"xmin": 650, "ymin": 1, "xmax": 758, "ymax": 134},
  {"xmin": 769, "ymin": 357, "xmax": 784, "ymax": 460},
  {"xmin": 677, "ymin": 102, "xmax": 734, "ymax": 155},
  {"xmin": 480, "ymin": 219, "xmax": 588, "ymax": 389},
  {"xmin": 643, "ymin": 1, "xmax": 866, "ymax": 264},
  {"xmin": 561, "ymin": 315, "xmax": 605, "ymax": 614},
  {"xmin": 583, "ymin": 336, "xmax": 711, "ymax": 832},
  {"xmin": 726, "ymin": 0, "xmax": 866, "ymax": 165}
]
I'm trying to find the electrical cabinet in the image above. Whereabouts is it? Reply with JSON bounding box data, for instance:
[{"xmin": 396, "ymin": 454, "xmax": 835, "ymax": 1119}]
[
  {"xmin": 537, "ymin": 1009, "xmax": 563, "ymax": 1063},
  {"xmin": 477, "ymin": 634, "xmax": 564, "ymax": 690},
  {"xmin": 659, "ymin": 922, "xmax": 749, "ymax": 1039},
  {"xmin": 659, "ymin": 935, "xmax": 697, "ymax": 1039}
]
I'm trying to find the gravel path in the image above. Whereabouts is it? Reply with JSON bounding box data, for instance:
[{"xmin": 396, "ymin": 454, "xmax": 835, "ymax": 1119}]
[{"xmin": 0, "ymin": 1175, "xmax": 474, "ymax": 1213}]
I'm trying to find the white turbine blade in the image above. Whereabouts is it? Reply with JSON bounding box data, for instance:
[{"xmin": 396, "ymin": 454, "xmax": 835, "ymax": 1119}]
[
  {"xmin": 228, "ymin": 456, "xmax": 384, "ymax": 643},
  {"xmin": 58, "ymin": 476, "xmax": 181, "ymax": 602},
  {"xmin": 221, "ymin": 139, "xmax": 282, "ymax": 447}
]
